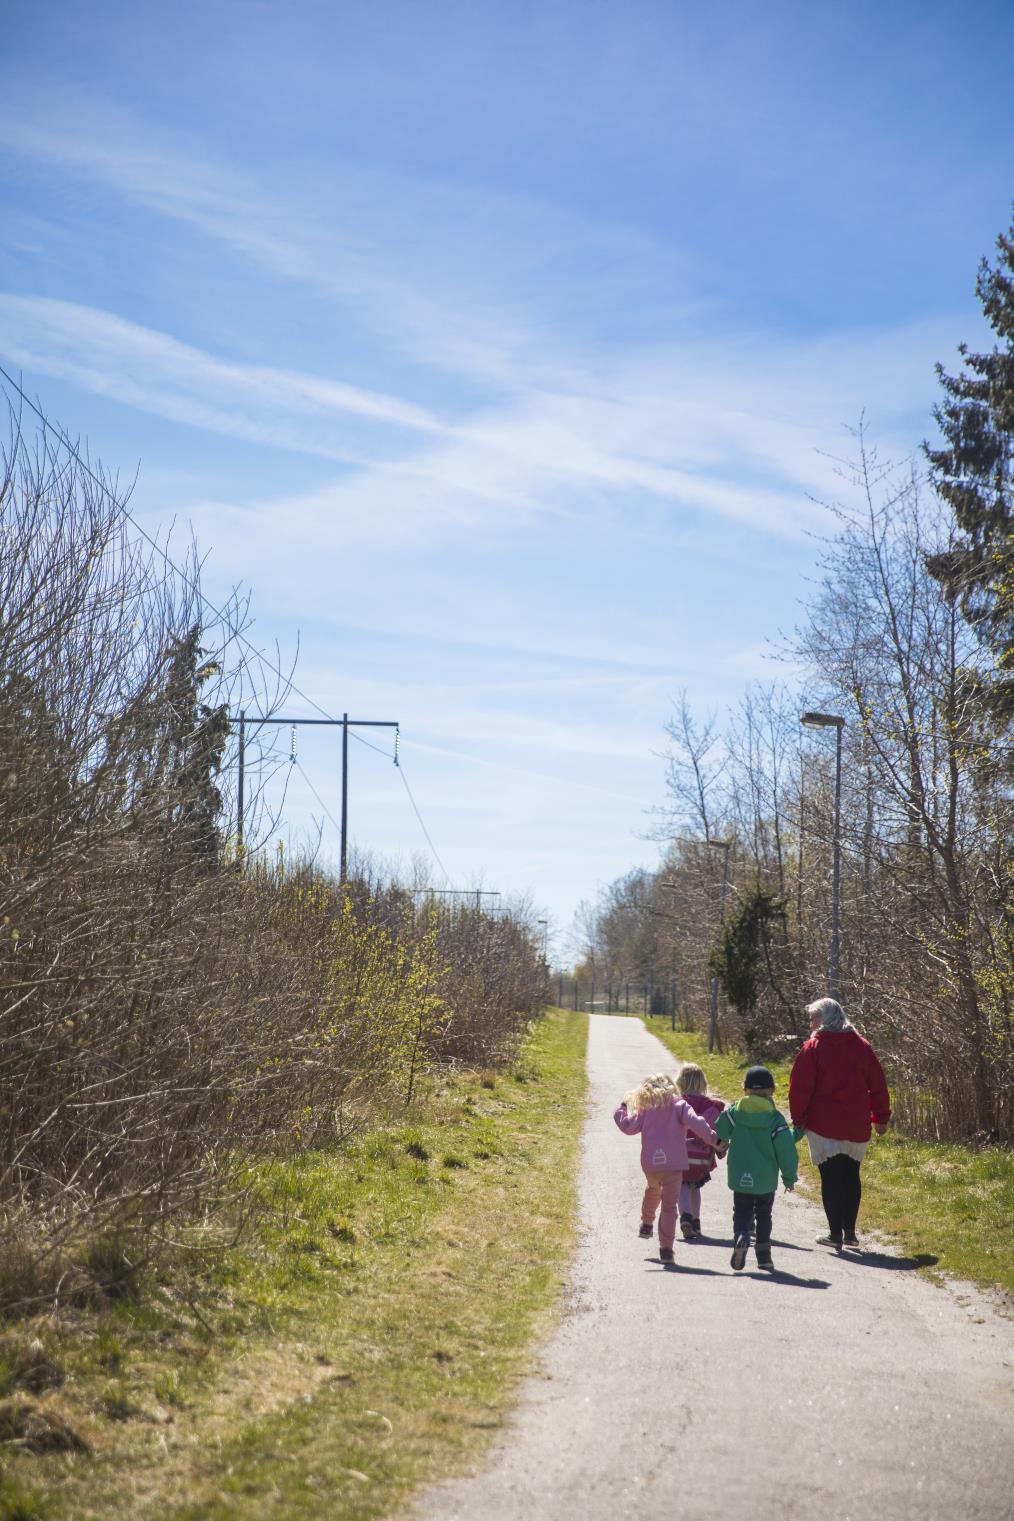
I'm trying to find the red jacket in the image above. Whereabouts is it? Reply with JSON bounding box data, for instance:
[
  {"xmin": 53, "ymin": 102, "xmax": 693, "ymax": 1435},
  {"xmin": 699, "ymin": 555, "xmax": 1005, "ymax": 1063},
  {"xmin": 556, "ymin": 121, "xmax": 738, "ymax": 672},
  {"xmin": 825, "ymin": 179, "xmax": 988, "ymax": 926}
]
[
  {"xmin": 681, "ymin": 1092, "xmax": 727, "ymax": 1173},
  {"xmin": 788, "ymin": 1029, "xmax": 890, "ymax": 1142}
]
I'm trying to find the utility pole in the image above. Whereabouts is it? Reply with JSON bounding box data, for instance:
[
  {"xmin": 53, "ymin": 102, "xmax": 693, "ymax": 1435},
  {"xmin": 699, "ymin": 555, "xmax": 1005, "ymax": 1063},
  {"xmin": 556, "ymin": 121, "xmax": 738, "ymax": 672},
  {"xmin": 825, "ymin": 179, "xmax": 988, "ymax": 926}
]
[
  {"xmin": 340, "ymin": 714, "xmax": 349, "ymax": 882},
  {"xmin": 670, "ymin": 947, "xmax": 677, "ymax": 1032},
  {"xmin": 707, "ymin": 839, "xmax": 732, "ymax": 1053},
  {"xmin": 800, "ymin": 711, "xmax": 845, "ymax": 998},
  {"xmin": 797, "ymin": 761, "xmax": 805, "ymax": 951},
  {"xmin": 232, "ymin": 712, "xmax": 399, "ymax": 880},
  {"xmin": 415, "ymin": 888, "xmax": 501, "ymax": 913},
  {"xmin": 649, "ymin": 905, "xmax": 681, "ymax": 1033},
  {"xmin": 237, "ymin": 709, "xmax": 246, "ymax": 856}
]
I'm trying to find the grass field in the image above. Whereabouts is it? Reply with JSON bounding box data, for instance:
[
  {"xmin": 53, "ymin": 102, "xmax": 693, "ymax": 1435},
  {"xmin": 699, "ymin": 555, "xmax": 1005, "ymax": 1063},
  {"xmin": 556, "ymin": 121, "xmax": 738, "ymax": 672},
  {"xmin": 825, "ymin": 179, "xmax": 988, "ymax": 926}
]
[
  {"xmin": 646, "ymin": 1021, "xmax": 1014, "ymax": 1298},
  {"xmin": 0, "ymin": 1009, "xmax": 589, "ymax": 1521}
]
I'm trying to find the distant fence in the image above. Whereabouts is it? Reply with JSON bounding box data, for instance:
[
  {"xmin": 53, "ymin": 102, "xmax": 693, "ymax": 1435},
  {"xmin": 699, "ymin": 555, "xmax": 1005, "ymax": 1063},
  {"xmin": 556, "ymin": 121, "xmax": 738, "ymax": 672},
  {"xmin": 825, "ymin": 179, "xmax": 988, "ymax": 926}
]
[{"xmin": 554, "ymin": 977, "xmax": 683, "ymax": 1025}]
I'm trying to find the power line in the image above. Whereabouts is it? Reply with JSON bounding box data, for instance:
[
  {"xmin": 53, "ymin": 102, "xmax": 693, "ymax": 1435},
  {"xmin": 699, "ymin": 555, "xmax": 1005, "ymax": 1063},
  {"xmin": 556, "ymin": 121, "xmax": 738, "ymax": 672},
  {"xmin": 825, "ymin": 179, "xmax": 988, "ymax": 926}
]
[
  {"xmin": 1, "ymin": 363, "xmax": 334, "ymax": 721},
  {"xmin": 293, "ymin": 757, "xmax": 343, "ymax": 834},
  {"xmin": 351, "ymin": 728, "xmax": 398, "ymax": 760},
  {"xmin": 2, "ymin": 368, "xmax": 456, "ymax": 888},
  {"xmin": 397, "ymin": 760, "xmax": 452, "ymax": 885}
]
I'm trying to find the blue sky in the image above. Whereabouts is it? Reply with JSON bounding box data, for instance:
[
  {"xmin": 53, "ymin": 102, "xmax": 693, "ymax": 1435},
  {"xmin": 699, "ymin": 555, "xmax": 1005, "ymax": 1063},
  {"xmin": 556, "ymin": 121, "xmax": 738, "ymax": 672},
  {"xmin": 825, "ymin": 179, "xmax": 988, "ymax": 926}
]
[{"xmin": 2, "ymin": 0, "xmax": 1012, "ymax": 954}]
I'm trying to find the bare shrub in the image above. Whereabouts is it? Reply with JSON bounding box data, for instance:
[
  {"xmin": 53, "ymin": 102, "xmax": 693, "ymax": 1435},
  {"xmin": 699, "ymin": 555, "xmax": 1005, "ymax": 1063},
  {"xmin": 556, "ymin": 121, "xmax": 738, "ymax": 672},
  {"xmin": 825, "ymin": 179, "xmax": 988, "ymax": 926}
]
[{"xmin": 0, "ymin": 410, "xmax": 547, "ymax": 1312}]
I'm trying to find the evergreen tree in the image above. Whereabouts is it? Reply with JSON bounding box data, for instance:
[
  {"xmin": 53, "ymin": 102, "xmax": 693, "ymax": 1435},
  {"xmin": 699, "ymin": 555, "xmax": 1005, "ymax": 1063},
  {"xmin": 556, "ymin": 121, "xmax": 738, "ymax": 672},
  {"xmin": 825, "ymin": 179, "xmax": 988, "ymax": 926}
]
[
  {"xmin": 925, "ymin": 208, "xmax": 1014, "ymax": 726},
  {"xmin": 707, "ymin": 881, "xmax": 785, "ymax": 1042}
]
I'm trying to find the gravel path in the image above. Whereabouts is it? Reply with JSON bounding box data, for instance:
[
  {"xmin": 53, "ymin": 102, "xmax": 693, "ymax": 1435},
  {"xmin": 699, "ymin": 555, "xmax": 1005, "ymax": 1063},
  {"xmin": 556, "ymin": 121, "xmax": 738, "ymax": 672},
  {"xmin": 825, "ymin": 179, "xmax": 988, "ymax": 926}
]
[{"xmin": 413, "ymin": 1013, "xmax": 1014, "ymax": 1521}]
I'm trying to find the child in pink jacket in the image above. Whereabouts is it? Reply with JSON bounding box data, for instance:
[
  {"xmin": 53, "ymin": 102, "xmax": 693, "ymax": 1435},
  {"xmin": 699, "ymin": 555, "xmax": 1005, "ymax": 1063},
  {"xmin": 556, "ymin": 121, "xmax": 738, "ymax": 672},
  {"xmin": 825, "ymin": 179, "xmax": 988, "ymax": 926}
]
[{"xmin": 614, "ymin": 1072, "xmax": 720, "ymax": 1262}]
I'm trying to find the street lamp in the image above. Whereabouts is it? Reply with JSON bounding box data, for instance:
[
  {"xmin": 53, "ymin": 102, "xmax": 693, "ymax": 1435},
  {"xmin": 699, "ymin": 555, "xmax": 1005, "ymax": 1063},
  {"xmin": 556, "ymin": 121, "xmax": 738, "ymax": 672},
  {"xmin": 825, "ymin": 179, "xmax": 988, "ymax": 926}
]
[
  {"xmin": 536, "ymin": 918, "xmax": 549, "ymax": 962},
  {"xmin": 647, "ymin": 906, "xmax": 681, "ymax": 1031},
  {"xmin": 706, "ymin": 839, "xmax": 732, "ymax": 1053},
  {"xmin": 800, "ymin": 711, "xmax": 845, "ymax": 998}
]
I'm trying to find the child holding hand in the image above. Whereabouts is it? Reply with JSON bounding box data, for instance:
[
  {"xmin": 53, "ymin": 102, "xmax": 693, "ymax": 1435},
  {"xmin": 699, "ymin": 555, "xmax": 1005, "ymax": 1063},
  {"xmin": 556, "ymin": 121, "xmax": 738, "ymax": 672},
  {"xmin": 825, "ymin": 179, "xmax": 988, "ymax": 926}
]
[
  {"xmin": 614, "ymin": 1072, "xmax": 720, "ymax": 1263},
  {"xmin": 675, "ymin": 1063, "xmax": 727, "ymax": 1241},
  {"xmin": 714, "ymin": 1065, "xmax": 799, "ymax": 1273}
]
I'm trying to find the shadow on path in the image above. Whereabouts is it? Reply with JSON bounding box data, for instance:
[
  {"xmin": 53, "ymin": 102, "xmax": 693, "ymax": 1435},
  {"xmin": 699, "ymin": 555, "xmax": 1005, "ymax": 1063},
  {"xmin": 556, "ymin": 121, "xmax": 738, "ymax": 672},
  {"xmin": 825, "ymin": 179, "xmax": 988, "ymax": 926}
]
[
  {"xmin": 704, "ymin": 1236, "xmax": 810, "ymax": 1253},
  {"xmin": 649, "ymin": 1261, "xmax": 727, "ymax": 1278},
  {"xmin": 842, "ymin": 1249, "xmax": 939, "ymax": 1272},
  {"xmin": 749, "ymin": 1269, "xmax": 831, "ymax": 1289},
  {"xmin": 646, "ymin": 1258, "xmax": 831, "ymax": 1289}
]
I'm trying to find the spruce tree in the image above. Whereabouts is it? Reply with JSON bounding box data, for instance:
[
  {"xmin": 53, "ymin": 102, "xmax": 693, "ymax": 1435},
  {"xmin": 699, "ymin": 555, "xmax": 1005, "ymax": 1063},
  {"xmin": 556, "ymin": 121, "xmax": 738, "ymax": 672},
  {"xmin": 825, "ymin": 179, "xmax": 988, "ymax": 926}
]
[{"xmin": 925, "ymin": 207, "xmax": 1014, "ymax": 726}]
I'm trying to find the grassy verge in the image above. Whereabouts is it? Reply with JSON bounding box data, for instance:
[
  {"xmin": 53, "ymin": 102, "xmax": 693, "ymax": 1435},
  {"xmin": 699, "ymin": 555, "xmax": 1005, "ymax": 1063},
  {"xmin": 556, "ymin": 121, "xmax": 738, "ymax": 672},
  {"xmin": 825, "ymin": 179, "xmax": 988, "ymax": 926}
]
[
  {"xmin": 644, "ymin": 1022, "xmax": 1014, "ymax": 1298},
  {"xmin": 0, "ymin": 1009, "xmax": 588, "ymax": 1521}
]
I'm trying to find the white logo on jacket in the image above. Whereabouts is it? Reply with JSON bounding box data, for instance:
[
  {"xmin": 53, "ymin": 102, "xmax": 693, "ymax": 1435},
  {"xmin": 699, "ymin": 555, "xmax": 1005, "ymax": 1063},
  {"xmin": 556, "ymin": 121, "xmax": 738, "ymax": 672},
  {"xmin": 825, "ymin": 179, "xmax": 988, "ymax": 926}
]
[
  {"xmin": 652, "ymin": 1148, "xmax": 668, "ymax": 1167},
  {"xmin": 738, "ymin": 1171, "xmax": 754, "ymax": 1188}
]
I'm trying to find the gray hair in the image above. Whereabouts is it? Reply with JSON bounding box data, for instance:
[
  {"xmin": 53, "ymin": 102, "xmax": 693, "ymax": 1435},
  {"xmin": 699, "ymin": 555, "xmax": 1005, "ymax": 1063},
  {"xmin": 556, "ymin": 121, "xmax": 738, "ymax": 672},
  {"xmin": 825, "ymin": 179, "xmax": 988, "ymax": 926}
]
[{"xmin": 806, "ymin": 997, "xmax": 852, "ymax": 1032}]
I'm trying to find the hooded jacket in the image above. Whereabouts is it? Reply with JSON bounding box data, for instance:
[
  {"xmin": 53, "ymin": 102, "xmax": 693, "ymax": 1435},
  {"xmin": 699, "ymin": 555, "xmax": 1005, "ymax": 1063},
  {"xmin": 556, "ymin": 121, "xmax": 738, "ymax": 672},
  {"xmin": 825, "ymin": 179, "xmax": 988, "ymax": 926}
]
[
  {"xmin": 681, "ymin": 1092, "xmax": 727, "ymax": 1175},
  {"xmin": 788, "ymin": 1029, "xmax": 891, "ymax": 1142},
  {"xmin": 614, "ymin": 1096, "xmax": 718, "ymax": 1174},
  {"xmin": 714, "ymin": 1096, "xmax": 799, "ymax": 1195}
]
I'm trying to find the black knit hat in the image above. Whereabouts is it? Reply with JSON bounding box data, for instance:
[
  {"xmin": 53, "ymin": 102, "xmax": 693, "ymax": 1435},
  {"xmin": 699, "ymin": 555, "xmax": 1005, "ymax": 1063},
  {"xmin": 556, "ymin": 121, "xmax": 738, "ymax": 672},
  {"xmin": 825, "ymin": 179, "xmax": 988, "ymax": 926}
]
[{"xmin": 743, "ymin": 1065, "xmax": 775, "ymax": 1091}]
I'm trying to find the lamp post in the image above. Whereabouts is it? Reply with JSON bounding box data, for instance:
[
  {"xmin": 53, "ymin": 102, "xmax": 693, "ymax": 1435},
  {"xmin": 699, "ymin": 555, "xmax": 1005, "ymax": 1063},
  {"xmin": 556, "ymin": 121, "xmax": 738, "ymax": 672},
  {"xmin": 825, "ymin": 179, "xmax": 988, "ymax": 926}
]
[
  {"xmin": 800, "ymin": 711, "xmax": 845, "ymax": 998},
  {"xmin": 536, "ymin": 918, "xmax": 549, "ymax": 962},
  {"xmin": 706, "ymin": 839, "xmax": 732, "ymax": 1053},
  {"xmin": 647, "ymin": 906, "xmax": 681, "ymax": 1030}
]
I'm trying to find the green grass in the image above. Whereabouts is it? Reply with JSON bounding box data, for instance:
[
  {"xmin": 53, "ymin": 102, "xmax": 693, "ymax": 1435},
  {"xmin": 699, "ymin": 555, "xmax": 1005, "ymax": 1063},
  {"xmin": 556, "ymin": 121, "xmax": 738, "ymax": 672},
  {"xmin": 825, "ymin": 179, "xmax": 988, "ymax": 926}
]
[
  {"xmin": 2, "ymin": 1010, "xmax": 589, "ymax": 1520},
  {"xmin": 645, "ymin": 1021, "xmax": 1014, "ymax": 1297}
]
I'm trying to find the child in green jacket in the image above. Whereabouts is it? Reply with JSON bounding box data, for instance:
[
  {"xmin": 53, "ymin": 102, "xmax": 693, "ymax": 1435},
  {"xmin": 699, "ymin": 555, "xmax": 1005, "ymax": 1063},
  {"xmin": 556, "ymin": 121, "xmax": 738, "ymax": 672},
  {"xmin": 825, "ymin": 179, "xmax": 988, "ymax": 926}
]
[{"xmin": 714, "ymin": 1066, "xmax": 800, "ymax": 1273}]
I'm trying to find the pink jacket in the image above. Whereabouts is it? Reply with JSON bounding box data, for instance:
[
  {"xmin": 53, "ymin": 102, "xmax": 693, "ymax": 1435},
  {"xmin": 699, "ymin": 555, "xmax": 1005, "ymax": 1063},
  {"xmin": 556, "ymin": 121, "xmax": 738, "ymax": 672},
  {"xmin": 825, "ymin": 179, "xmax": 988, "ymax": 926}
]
[{"xmin": 614, "ymin": 1097, "xmax": 719, "ymax": 1174}]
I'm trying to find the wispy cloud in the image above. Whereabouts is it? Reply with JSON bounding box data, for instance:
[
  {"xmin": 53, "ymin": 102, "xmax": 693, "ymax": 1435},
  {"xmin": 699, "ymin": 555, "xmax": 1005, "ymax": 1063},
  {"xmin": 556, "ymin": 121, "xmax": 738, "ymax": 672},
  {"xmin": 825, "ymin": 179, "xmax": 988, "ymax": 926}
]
[
  {"xmin": 0, "ymin": 294, "xmax": 443, "ymax": 456},
  {"xmin": 407, "ymin": 738, "xmax": 649, "ymax": 805},
  {"xmin": 1, "ymin": 94, "xmax": 953, "ymax": 554},
  {"xmin": 0, "ymin": 94, "xmax": 582, "ymax": 387}
]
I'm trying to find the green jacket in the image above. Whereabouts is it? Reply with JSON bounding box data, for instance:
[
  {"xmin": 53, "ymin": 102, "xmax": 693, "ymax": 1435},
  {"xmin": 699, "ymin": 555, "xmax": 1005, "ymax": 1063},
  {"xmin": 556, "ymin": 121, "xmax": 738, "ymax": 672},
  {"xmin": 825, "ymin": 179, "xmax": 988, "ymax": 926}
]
[{"xmin": 714, "ymin": 1096, "xmax": 799, "ymax": 1195}]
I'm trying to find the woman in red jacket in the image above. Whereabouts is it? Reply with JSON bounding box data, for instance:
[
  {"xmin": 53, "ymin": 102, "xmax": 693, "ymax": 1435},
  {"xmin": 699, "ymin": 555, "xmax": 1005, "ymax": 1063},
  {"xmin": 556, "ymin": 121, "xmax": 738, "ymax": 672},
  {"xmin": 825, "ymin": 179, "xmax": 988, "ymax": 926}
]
[{"xmin": 788, "ymin": 997, "xmax": 891, "ymax": 1250}]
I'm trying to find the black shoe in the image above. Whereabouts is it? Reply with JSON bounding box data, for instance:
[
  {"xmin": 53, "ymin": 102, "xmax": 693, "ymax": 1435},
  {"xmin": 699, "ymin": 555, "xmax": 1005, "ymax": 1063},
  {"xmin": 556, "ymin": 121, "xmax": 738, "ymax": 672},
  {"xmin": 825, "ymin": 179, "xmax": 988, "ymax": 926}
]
[
  {"xmin": 638, "ymin": 1221, "xmax": 653, "ymax": 1239},
  {"xmin": 815, "ymin": 1233, "xmax": 843, "ymax": 1249},
  {"xmin": 842, "ymin": 1231, "xmax": 859, "ymax": 1248},
  {"xmin": 659, "ymin": 1247, "xmax": 674, "ymax": 1263},
  {"xmin": 679, "ymin": 1216, "xmax": 696, "ymax": 1242},
  {"xmin": 730, "ymin": 1234, "xmax": 749, "ymax": 1272},
  {"xmin": 692, "ymin": 1218, "xmax": 704, "ymax": 1241},
  {"xmin": 756, "ymin": 1248, "xmax": 774, "ymax": 1271}
]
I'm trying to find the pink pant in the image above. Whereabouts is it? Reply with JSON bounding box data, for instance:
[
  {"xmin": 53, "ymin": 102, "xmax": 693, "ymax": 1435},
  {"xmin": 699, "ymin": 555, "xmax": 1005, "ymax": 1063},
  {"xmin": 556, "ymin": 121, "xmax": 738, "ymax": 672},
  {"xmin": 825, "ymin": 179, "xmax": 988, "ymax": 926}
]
[
  {"xmin": 679, "ymin": 1181, "xmax": 702, "ymax": 1218},
  {"xmin": 641, "ymin": 1169, "xmax": 684, "ymax": 1249}
]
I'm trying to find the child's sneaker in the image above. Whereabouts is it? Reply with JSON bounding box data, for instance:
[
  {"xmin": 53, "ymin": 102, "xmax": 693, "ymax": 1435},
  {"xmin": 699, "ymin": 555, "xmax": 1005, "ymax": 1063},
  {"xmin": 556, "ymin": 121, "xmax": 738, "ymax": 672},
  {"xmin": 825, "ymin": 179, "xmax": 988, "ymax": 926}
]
[
  {"xmin": 815, "ymin": 1233, "xmax": 843, "ymax": 1249},
  {"xmin": 659, "ymin": 1247, "xmax": 674, "ymax": 1263},
  {"xmin": 842, "ymin": 1231, "xmax": 859, "ymax": 1248},
  {"xmin": 730, "ymin": 1234, "xmax": 749, "ymax": 1271},
  {"xmin": 638, "ymin": 1221, "xmax": 653, "ymax": 1238},
  {"xmin": 691, "ymin": 1218, "xmax": 704, "ymax": 1241},
  {"xmin": 755, "ymin": 1246, "xmax": 774, "ymax": 1271},
  {"xmin": 679, "ymin": 1216, "xmax": 696, "ymax": 1242}
]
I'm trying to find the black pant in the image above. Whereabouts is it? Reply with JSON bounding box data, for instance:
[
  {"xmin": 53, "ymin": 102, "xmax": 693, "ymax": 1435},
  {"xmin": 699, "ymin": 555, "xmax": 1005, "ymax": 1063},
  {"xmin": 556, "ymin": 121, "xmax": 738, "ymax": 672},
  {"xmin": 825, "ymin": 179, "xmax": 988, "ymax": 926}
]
[
  {"xmin": 818, "ymin": 1154, "xmax": 862, "ymax": 1238},
  {"xmin": 733, "ymin": 1190, "xmax": 774, "ymax": 1247}
]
